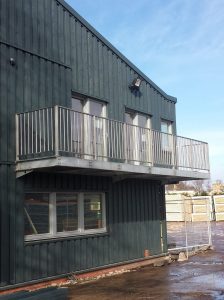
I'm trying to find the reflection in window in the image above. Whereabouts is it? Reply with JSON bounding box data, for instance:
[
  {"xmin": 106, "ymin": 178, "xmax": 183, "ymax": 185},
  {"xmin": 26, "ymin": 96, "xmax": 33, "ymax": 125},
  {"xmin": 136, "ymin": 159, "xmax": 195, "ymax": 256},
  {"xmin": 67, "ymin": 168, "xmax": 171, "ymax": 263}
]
[
  {"xmin": 71, "ymin": 98, "xmax": 84, "ymax": 155},
  {"xmin": 161, "ymin": 120, "xmax": 172, "ymax": 134},
  {"xmin": 24, "ymin": 192, "xmax": 106, "ymax": 240},
  {"xmin": 84, "ymin": 194, "xmax": 103, "ymax": 230},
  {"xmin": 56, "ymin": 194, "xmax": 78, "ymax": 232},
  {"xmin": 24, "ymin": 193, "xmax": 49, "ymax": 235},
  {"xmin": 71, "ymin": 98, "xmax": 83, "ymax": 112},
  {"xmin": 89, "ymin": 101, "xmax": 104, "ymax": 117}
]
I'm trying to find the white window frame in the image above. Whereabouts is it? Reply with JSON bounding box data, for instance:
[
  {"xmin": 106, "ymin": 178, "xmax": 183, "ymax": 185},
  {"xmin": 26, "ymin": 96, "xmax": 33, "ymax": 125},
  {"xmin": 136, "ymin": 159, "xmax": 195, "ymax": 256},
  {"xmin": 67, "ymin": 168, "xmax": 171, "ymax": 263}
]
[
  {"xmin": 161, "ymin": 119, "xmax": 172, "ymax": 135},
  {"xmin": 71, "ymin": 97, "xmax": 107, "ymax": 161},
  {"xmin": 125, "ymin": 110, "xmax": 151, "ymax": 165},
  {"xmin": 24, "ymin": 192, "xmax": 106, "ymax": 241},
  {"xmin": 161, "ymin": 119, "xmax": 173, "ymax": 150},
  {"xmin": 83, "ymin": 99, "xmax": 107, "ymax": 161}
]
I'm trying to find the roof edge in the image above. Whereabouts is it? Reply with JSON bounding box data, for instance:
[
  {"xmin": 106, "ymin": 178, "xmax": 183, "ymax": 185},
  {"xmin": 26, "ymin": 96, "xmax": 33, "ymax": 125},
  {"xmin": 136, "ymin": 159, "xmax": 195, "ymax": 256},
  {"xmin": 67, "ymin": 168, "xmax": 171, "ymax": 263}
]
[{"xmin": 57, "ymin": 0, "xmax": 177, "ymax": 103}]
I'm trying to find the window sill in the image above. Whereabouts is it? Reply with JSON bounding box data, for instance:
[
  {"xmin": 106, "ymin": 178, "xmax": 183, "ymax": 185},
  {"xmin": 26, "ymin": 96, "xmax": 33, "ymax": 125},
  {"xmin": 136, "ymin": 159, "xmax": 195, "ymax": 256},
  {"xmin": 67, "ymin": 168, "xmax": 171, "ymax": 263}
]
[{"xmin": 24, "ymin": 228, "xmax": 108, "ymax": 244}]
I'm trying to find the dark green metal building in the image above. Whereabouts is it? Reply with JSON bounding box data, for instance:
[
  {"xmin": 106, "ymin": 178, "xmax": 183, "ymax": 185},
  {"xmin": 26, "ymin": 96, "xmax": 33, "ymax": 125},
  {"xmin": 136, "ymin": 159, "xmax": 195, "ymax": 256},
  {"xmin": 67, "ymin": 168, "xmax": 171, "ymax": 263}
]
[{"xmin": 0, "ymin": 0, "xmax": 209, "ymax": 289}]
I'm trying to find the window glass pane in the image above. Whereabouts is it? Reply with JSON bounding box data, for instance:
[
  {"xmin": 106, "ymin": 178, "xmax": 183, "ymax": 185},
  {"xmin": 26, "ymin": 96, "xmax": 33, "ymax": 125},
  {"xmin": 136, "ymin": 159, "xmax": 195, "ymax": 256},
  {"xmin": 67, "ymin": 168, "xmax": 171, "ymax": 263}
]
[
  {"xmin": 71, "ymin": 98, "xmax": 83, "ymax": 112},
  {"xmin": 89, "ymin": 100, "xmax": 104, "ymax": 117},
  {"xmin": 161, "ymin": 121, "xmax": 168, "ymax": 133},
  {"xmin": 161, "ymin": 120, "xmax": 172, "ymax": 134},
  {"xmin": 84, "ymin": 194, "xmax": 103, "ymax": 230},
  {"xmin": 161, "ymin": 120, "xmax": 172, "ymax": 148},
  {"xmin": 24, "ymin": 193, "xmax": 49, "ymax": 235},
  {"xmin": 56, "ymin": 194, "xmax": 78, "ymax": 232},
  {"xmin": 125, "ymin": 112, "xmax": 134, "ymax": 125},
  {"xmin": 138, "ymin": 114, "xmax": 148, "ymax": 128}
]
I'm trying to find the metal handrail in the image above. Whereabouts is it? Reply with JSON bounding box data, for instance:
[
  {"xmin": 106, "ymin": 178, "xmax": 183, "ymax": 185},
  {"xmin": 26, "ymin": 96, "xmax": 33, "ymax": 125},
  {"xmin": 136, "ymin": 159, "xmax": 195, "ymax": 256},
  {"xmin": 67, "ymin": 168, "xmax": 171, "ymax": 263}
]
[{"xmin": 15, "ymin": 105, "xmax": 210, "ymax": 172}]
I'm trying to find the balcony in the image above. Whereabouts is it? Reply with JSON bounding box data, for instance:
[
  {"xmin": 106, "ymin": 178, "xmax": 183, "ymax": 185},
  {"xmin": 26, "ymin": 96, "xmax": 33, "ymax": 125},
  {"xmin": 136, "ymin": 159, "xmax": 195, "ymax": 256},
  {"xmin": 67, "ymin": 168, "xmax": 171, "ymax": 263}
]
[{"xmin": 15, "ymin": 106, "xmax": 210, "ymax": 182}]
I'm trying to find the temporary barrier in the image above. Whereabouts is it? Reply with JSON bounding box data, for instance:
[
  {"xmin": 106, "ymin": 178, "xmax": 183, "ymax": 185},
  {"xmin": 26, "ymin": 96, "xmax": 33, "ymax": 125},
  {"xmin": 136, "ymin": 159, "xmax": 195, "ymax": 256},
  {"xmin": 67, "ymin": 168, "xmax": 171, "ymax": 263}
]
[{"xmin": 166, "ymin": 195, "xmax": 212, "ymax": 257}]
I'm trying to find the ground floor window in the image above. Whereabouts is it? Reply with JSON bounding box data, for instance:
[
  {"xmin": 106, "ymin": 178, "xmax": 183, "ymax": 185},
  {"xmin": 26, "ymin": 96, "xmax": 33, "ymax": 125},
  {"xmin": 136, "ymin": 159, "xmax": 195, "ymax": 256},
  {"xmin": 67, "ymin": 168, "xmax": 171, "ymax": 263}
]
[{"xmin": 24, "ymin": 192, "xmax": 106, "ymax": 241}]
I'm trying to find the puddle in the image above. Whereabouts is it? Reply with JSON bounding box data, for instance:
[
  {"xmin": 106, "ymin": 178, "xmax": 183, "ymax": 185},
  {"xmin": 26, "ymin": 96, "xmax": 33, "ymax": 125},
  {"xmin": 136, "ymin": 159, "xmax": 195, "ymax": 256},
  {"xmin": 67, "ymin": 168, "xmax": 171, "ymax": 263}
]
[
  {"xmin": 187, "ymin": 261, "xmax": 224, "ymax": 266},
  {"xmin": 192, "ymin": 273, "xmax": 224, "ymax": 289}
]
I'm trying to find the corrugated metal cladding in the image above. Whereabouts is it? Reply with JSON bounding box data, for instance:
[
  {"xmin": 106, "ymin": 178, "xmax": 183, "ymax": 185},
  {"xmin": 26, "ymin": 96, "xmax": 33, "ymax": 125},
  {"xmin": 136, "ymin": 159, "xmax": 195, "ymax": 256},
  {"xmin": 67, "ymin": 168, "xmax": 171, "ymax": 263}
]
[
  {"xmin": 0, "ymin": 0, "xmax": 169, "ymax": 287},
  {"xmin": 0, "ymin": 171, "xmax": 166, "ymax": 286},
  {"xmin": 0, "ymin": 43, "xmax": 71, "ymax": 163},
  {"xmin": 0, "ymin": 0, "xmax": 176, "ymax": 131}
]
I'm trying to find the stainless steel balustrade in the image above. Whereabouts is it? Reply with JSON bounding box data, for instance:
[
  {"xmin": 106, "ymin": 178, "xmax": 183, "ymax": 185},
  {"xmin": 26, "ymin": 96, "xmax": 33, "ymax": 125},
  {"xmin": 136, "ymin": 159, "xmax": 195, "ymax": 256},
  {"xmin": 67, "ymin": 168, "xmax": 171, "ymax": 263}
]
[{"xmin": 16, "ymin": 106, "xmax": 210, "ymax": 173}]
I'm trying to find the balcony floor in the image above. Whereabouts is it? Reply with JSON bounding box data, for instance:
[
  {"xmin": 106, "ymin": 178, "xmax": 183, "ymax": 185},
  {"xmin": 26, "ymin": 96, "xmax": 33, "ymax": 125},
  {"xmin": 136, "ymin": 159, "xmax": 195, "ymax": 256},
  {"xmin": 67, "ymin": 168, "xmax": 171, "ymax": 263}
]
[{"xmin": 15, "ymin": 156, "xmax": 210, "ymax": 183}]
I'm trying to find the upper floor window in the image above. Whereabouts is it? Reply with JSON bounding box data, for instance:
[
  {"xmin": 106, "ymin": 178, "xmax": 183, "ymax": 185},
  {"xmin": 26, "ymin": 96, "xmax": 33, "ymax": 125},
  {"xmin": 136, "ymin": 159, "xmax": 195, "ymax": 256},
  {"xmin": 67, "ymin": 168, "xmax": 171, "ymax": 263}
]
[
  {"xmin": 161, "ymin": 119, "xmax": 173, "ymax": 149},
  {"xmin": 24, "ymin": 192, "xmax": 106, "ymax": 241},
  {"xmin": 71, "ymin": 96, "xmax": 107, "ymax": 159},
  {"xmin": 125, "ymin": 110, "xmax": 151, "ymax": 129},
  {"xmin": 71, "ymin": 97, "xmax": 83, "ymax": 113},
  {"xmin": 161, "ymin": 119, "xmax": 172, "ymax": 134},
  {"xmin": 71, "ymin": 96, "xmax": 107, "ymax": 117},
  {"xmin": 125, "ymin": 110, "xmax": 151, "ymax": 164}
]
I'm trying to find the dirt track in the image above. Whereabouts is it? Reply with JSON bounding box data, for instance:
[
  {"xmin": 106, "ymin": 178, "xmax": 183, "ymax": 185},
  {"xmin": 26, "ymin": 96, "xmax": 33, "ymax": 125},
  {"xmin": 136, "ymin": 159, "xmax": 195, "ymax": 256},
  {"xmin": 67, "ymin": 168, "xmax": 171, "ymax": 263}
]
[{"xmin": 69, "ymin": 222, "xmax": 224, "ymax": 300}]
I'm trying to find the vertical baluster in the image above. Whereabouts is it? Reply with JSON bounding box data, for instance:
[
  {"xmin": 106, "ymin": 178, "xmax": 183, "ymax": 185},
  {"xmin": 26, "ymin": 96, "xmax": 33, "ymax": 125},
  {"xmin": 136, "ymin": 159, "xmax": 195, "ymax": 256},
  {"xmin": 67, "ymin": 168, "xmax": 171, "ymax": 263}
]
[
  {"xmin": 66, "ymin": 109, "xmax": 69, "ymax": 152},
  {"xmin": 23, "ymin": 113, "xmax": 26, "ymax": 155},
  {"xmin": 31, "ymin": 111, "xmax": 33, "ymax": 154},
  {"xmin": 43, "ymin": 109, "xmax": 45, "ymax": 153},
  {"xmin": 46, "ymin": 108, "xmax": 49, "ymax": 152},
  {"xmin": 15, "ymin": 114, "xmax": 19, "ymax": 160},
  {"xmin": 55, "ymin": 106, "xmax": 59, "ymax": 156},
  {"xmin": 50, "ymin": 108, "xmax": 52, "ymax": 151},
  {"xmin": 27, "ymin": 112, "xmax": 30, "ymax": 154}
]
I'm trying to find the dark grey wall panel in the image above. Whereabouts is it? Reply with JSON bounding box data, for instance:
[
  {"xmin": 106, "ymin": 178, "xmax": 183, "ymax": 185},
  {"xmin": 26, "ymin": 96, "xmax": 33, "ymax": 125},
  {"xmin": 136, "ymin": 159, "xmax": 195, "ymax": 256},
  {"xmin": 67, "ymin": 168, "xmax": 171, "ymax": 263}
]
[
  {"xmin": 0, "ymin": 43, "xmax": 71, "ymax": 162},
  {"xmin": 0, "ymin": 164, "xmax": 24, "ymax": 286},
  {"xmin": 0, "ymin": 0, "xmax": 169, "ymax": 287},
  {"xmin": 1, "ymin": 173, "xmax": 165, "ymax": 285},
  {"xmin": 0, "ymin": 0, "xmax": 176, "ymax": 131}
]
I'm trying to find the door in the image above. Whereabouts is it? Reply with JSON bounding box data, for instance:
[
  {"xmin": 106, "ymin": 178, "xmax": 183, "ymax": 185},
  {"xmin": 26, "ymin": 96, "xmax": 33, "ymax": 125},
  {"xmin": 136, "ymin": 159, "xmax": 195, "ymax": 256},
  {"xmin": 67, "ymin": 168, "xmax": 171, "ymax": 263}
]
[
  {"xmin": 137, "ymin": 114, "xmax": 151, "ymax": 164},
  {"xmin": 125, "ymin": 111, "xmax": 151, "ymax": 164},
  {"xmin": 71, "ymin": 97, "xmax": 107, "ymax": 160},
  {"xmin": 161, "ymin": 119, "xmax": 173, "ymax": 166},
  {"xmin": 84, "ymin": 100, "xmax": 107, "ymax": 160},
  {"xmin": 71, "ymin": 97, "xmax": 84, "ymax": 157}
]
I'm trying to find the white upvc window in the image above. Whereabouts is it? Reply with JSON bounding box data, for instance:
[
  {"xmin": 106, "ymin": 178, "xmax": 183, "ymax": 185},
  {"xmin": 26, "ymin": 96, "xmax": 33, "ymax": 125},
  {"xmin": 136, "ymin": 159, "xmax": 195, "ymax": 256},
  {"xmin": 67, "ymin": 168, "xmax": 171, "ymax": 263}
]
[
  {"xmin": 161, "ymin": 119, "xmax": 173, "ymax": 149},
  {"xmin": 125, "ymin": 110, "xmax": 151, "ymax": 164},
  {"xmin": 24, "ymin": 192, "xmax": 106, "ymax": 241},
  {"xmin": 71, "ymin": 97, "xmax": 107, "ymax": 160},
  {"xmin": 161, "ymin": 119, "xmax": 172, "ymax": 135}
]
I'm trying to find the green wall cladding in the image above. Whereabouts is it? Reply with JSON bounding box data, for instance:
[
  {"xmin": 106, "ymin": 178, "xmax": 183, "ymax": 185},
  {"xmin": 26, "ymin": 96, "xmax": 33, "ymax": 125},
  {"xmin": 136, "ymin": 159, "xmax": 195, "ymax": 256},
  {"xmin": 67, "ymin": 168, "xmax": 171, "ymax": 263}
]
[
  {"xmin": 0, "ymin": 171, "xmax": 166, "ymax": 286},
  {"xmin": 0, "ymin": 0, "xmax": 170, "ymax": 287},
  {"xmin": 0, "ymin": 0, "xmax": 176, "ymax": 129},
  {"xmin": 0, "ymin": 43, "xmax": 71, "ymax": 163}
]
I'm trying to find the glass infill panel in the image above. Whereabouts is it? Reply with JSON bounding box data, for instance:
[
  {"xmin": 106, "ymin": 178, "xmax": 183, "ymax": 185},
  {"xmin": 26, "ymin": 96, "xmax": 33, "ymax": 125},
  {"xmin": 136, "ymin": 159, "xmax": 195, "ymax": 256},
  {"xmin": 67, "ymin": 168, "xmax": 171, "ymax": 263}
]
[
  {"xmin": 24, "ymin": 193, "xmax": 49, "ymax": 235},
  {"xmin": 56, "ymin": 194, "xmax": 78, "ymax": 232},
  {"xmin": 84, "ymin": 194, "xmax": 103, "ymax": 230}
]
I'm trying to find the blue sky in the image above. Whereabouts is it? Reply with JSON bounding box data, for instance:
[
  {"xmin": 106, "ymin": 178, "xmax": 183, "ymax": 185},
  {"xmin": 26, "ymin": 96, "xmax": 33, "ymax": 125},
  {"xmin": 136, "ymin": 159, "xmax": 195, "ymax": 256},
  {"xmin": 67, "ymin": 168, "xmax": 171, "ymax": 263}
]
[{"xmin": 66, "ymin": 0, "xmax": 224, "ymax": 181}]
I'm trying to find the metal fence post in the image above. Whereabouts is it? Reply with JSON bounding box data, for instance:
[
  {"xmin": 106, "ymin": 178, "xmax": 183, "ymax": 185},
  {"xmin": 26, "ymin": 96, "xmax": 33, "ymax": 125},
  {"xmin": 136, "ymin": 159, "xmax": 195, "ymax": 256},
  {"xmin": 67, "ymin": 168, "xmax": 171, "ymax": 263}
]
[
  {"xmin": 184, "ymin": 199, "xmax": 189, "ymax": 259},
  {"xmin": 207, "ymin": 196, "xmax": 212, "ymax": 246}
]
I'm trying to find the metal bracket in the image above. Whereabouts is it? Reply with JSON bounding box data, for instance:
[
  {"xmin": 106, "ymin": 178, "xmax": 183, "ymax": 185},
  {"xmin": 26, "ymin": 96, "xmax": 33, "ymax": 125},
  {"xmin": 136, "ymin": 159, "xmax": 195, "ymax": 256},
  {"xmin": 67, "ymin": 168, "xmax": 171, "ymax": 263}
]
[
  {"xmin": 113, "ymin": 175, "xmax": 129, "ymax": 183},
  {"xmin": 16, "ymin": 169, "xmax": 33, "ymax": 178}
]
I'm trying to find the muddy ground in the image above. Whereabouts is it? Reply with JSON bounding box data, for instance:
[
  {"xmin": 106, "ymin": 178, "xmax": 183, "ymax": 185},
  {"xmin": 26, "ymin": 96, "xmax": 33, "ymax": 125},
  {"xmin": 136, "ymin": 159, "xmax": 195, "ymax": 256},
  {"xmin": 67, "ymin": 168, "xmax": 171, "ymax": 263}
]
[{"xmin": 68, "ymin": 222, "xmax": 224, "ymax": 299}]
